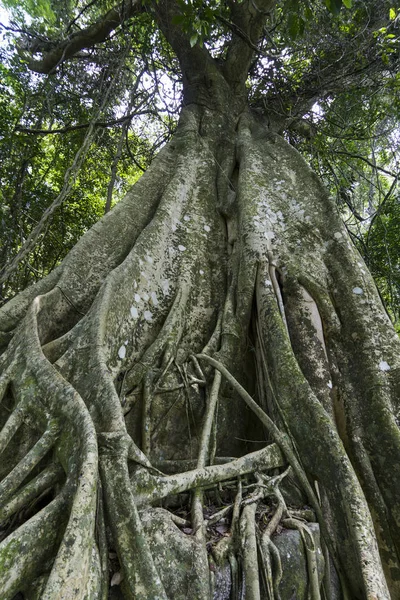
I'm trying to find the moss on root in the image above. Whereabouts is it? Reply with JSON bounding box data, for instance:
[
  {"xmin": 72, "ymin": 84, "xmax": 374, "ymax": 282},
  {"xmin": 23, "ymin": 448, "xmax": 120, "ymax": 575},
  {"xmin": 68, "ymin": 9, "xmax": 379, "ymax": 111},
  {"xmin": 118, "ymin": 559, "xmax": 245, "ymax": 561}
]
[{"xmin": 0, "ymin": 107, "xmax": 399, "ymax": 599}]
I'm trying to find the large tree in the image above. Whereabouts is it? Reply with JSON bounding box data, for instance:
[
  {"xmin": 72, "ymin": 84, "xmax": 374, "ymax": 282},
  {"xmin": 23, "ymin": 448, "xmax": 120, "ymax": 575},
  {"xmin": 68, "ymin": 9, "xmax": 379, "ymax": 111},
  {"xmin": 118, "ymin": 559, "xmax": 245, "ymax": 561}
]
[{"xmin": 0, "ymin": 1, "xmax": 400, "ymax": 599}]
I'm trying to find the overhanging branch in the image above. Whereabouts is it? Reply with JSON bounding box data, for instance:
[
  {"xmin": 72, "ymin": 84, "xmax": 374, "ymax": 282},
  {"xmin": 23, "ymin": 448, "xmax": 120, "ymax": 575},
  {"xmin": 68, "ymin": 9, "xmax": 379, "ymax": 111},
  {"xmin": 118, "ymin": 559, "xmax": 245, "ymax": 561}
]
[{"xmin": 25, "ymin": 0, "xmax": 143, "ymax": 74}]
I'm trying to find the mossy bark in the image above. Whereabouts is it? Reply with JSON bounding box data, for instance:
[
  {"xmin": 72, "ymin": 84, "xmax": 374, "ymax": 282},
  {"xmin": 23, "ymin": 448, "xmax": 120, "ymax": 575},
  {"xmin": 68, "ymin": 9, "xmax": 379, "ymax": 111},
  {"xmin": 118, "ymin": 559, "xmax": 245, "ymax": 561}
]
[{"xmin": 1, "ymin": 8, "xmax": 400, "ymax": 596}]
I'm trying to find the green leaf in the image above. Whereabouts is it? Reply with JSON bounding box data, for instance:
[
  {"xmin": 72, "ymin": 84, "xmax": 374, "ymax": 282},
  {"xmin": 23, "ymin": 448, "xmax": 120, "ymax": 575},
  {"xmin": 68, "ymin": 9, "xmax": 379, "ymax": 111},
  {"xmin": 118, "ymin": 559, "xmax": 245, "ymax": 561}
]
[
  {"xmin": 389, "ymin": 8, "xmax": 396, "ymax": 20},
  {"xmin": 304, "ymin": 6, "xmax": 313, "ymax": 21},
  {"xmin": 287, "ymin": 13, "xmax": 300, "ymax": 39},
  {"xmin": 342, "ymin": 0, "xmax": 352, "ymax": 8},
  {"xmin": 2, "ymin": 0, "xmax": 56, "ymax": 22},
  {"xmin": 190, "ymin": 34, "xmax": 198, "ymax": 47},
  {"xmin": 325, "ymin": 0, "xmax": 342, "ymax": 16}
]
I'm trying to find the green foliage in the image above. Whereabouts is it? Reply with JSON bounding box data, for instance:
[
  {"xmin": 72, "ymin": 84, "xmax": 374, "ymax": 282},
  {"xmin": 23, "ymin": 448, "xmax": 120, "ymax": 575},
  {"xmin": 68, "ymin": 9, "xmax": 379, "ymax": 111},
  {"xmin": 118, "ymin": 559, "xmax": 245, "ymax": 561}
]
[
  {"xmin": 366, "ymin": 194, "xmax": 400, "ymax": 330},
  {"xmin": 0, "ymin": 6, "xmax": 177, "ymax": 302},
  {"xmin": 300, "ymin": 76, "xmax": 400, "ymax": 327},
  {"xmin": 324, "ymin": 0, "xmax": 351, "ymax": 16},
  {"xmin": 1, "ymin": 0, "xmax": 56, "ymax": 23},
  {"xmin": 171, "ymin": 0, "xmax": 227, "ymax": 47}
]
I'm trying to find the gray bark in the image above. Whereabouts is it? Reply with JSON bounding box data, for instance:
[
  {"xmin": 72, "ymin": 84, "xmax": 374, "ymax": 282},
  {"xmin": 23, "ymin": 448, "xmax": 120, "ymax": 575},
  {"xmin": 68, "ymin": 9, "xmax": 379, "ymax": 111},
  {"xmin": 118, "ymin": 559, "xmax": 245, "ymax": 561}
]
[{"xmin": 0, "ymin": 101, "xmax": 399, "ymax": 599}]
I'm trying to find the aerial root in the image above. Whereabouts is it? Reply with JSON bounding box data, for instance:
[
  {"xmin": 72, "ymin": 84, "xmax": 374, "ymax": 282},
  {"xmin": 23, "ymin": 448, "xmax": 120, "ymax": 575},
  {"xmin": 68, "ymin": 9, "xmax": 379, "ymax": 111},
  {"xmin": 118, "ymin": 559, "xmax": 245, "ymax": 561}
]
[
  {"xmin": 131, "ymin": 443, "xmax": 285, "ymax": 506},
  {"xmin": 194, "ymin": 354, "xmax": 326, "ymax": 598},
  {"xmin": 121, "ymin": 285, "xmax": 189, "ymax": 411},
  {"xmin": 142, "ymin": 371, "xmax": 154, "ymax": 456},
  {"xmin": 241, "ymin": 501, "xmax": 261, "ymax": 600},
  {"xmin": 282, "ymin": 518, "xmax": 321, "ymax": 600},
  {"xmin": 195, "ymin": 354, "xmax": 323, "ymax": 520},
  {"xmin": 0, "ymin": 418, "xmax": 59, "ymax": 505},
  {"xmin": 192, "ymin": 369, "xmax": 222, "ymax": 541}
]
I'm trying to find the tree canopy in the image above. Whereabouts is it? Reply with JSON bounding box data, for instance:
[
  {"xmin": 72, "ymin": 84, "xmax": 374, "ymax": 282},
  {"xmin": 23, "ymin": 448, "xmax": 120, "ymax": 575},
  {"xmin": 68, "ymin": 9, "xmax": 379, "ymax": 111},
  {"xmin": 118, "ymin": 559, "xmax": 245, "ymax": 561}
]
[{"xmin": 0, "ymin": 0, "xmax": 399, "ymax": 327}]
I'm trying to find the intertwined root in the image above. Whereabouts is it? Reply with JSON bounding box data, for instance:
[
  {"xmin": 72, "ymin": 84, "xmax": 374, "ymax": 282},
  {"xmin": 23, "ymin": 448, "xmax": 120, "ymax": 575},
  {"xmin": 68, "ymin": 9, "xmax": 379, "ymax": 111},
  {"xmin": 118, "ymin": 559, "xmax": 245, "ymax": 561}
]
[
  {"xmin": 0, "ymin": 334, "xmax": 292, "ymax": 600},
  {"xmin": 0, "ymin": 292, "xmax": 319, "ymax": 600},
  {"xmin": 0, "ymin": 339, "xmax": 387, "ymax": 599},
  {"xmin": 1, "ymin": 107, "xmax": 400, "ymax": 599}
]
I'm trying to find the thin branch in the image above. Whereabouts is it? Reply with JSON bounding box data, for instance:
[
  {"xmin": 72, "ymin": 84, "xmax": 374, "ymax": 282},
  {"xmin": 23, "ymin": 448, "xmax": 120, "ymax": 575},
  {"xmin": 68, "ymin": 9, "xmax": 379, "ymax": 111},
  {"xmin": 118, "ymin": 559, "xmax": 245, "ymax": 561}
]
[
  {"xmin": 65, "ymin": 0, "xmax": 100, "ymax": 34},
  {"xmin": 366, "ymin": 175, "xmax": 399, "ymax": 247},
  {"xmin": 15, "ymin": 109, "xmax": 158, "ymax": 135},
  {"xmin": 335, "ymin": 150, "xmax": 398, "ymax": 178}
]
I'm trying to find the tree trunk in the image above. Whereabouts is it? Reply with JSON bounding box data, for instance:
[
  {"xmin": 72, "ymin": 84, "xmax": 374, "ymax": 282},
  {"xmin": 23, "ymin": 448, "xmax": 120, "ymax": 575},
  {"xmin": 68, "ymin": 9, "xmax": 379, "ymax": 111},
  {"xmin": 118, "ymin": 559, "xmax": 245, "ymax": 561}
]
[{"xmin": 1, "ymin": 53, "xmax": 400, "ymax": 600}]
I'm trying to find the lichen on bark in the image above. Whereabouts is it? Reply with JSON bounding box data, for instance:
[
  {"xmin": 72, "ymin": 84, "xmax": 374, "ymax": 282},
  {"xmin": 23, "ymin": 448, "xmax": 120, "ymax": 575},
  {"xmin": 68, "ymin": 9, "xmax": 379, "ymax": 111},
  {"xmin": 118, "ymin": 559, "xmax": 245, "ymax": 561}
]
[{"xmin": 1, "ymin": 2, "xmax": 400, "ymax": 598}]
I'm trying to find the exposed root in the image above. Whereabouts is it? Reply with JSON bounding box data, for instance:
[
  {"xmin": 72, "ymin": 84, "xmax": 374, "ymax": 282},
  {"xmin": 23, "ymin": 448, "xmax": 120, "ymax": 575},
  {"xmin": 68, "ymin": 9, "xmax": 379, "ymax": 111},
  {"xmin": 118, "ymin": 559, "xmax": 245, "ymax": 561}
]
[
  {"xmin": 0, "ymin": 494, "xmax": 67, "ymax": 599},
  {"xmin": 0, "ymin": 401, "xmax": 27, "ymax": 455},
  {"xmin": 240, "ymin": 502, "xmax": 260, "ymax": 600},
  {"xmin": 0, "ymin": 463, "xmax": 63, "ymax": 525},
  {"xmin": 99, "ymin": 431, "xmax": 167, "ymax": 600},
  {"xmin": 282, "ymin": 518, "xmax": 321, "ymax": 600},
  {"xmin": 0, "ymin": 419, "xmax": 59, "ymax": 505},
  {"xmin": 131, "ymin": 443, "xmax": 285, "ymax": 506}
]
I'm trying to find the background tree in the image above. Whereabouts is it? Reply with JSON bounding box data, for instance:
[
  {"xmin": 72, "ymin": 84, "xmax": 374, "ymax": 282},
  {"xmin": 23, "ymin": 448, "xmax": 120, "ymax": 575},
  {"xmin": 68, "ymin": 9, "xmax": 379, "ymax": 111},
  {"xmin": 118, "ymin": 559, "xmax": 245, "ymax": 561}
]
[{"xmin": 0, "ymin": 1, "xmax": 399, "ymax": 599}]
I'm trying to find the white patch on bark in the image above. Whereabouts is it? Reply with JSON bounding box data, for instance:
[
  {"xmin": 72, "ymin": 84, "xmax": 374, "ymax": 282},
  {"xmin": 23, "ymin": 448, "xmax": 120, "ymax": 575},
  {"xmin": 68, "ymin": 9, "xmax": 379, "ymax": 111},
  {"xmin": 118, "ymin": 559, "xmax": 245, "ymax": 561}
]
[
  {"xmin": 118, "ymin": 345, "xmax": 126, "ymax": 359},
  {"xmin": 327, "ymin": 381, "xmax": 333, "ymax": 389},
  {"xmin": 130, "ymin": 306, "xmax": 139, "ymax": 319},
  {"xmin": 151, "ymin": 292, "xmax": 158, "ymax": 306},
  {"xmin": 203, "ymin": 225, "xmax": 211, "ymax": 232},
  {"xmin": 111, "ymin": 572, "xmax": 123, "ymax": 586},
  {"xmin": 300, "ymin": 286, "xmax": 328, "ymax": 362},
  {"xmin": 178, "ymin": 245, "xmax": 186, "ymax": 252},
  {"xmin": 353, "ymin": 287, "xmax": 363, "ymax": 295},
  {"xmin": 134, "ymin": 293, "xmax": 141, "ymax": 302},
  {"xmin": 142, "ymin": 293, "xmax": 149, "ymax": 301},
  {"xmin": 379, "ymin": 361, "xmax": 391, "ymax": 371},
  {"xmin": 144, "ymin": 311, "xmax": 153, "ymax": 322},
  {"xmin": 161, "ymin": 280, "xmax": 170, "ymax": 296}
]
